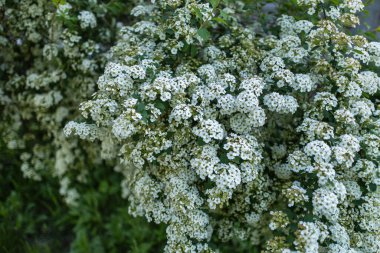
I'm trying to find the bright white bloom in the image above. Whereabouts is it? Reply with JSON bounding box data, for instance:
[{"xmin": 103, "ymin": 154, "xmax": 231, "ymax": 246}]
[
  {"xmin": 304, "ymin": 140, "xmax": 332, "ymax": 163},
  {"xmin": 78, "ymin": 11, "xmax": 97, "ymax": 29},
  {"xmin": 193, "ymin": 119, "xmax": 225, "ymax": 143},
  {"xmin": 264, "ymin": 92, "xmax": 299, "ymax": 114},
  {"xmin": 312, "ymin": 188, "xmax": 339, "ymax": 222},
  {"xmin": 291, "ymin": 74, "xmax": 315, "ymax": 92}
]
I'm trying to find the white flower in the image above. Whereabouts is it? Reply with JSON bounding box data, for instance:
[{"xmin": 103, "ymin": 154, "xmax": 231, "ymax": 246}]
[
  {"xmin": 312, "ymin": 188, "xmax": 339, "ymax": 222},
  {"xmin": 264, "ymin": 92, "xmax": 299, "ymax": 114},
  {"xmin": 291, "ymin": 74, "xmax": 315, "ymax": 92},
  {"xmin": 304, "ymin": 140, "xmax": 332, "ymax": 163},
  {"xmin": 78, "ymin": 11, "xmax": 97, "ymax": 29},
  {"xmin": 193, "ymin": 119, "xmax": 224, "ymax": 143},
  {"xmin": 57, "ymin": 3, "xmax": 72, "ymax": 16}
]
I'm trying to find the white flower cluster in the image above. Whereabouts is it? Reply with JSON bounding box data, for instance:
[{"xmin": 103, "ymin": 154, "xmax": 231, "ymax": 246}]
[
  {"xmin": 193, "ymin": 119, "xmax": 225, "ymax": 143},
  {"xmin": 3, "ymin": 0, "xmax": 380, "ymax": 252},
  {"xmin": 65, "ymin": 1, "xmax": 275, "ymax": 251},
  {"xmin": 259, "ymin": 1, "xmax": 380, "ymax": 251},
  {"xmin": 67, "ymin": 0, "xmax": 380, "ymax": 251},
  {"xmin": 1, "ymin": 0, "xmax": 137, "ymax": 206},
  {"xmin": 368, "ymin": 42, "xmax": 380, "ymax": 66},
  {"xmin": 78, "ymin": 10, "xmax": 97, "ymax": 29},
  {"xmin": 263, "ymin": 92, "xmax": 299, "ymax": 114},
  {"xmin": 312, "ymin": 188, "xmax": 340, "ymax": 222}
]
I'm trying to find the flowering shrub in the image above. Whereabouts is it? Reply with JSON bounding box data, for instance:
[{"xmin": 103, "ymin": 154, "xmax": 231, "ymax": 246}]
[
  {"xmin": 65, "ymin": 0, "xmax": 380, "ymax": 252},
  {"xmin": 1, "ymin": 1, "xmax": 166, "ymax": 252},
  {"xmin": 0, "ymin": 0, "xmax": 138, "ymax": 205},
  {"xmin": 1, "ymin": 0, "xmax": 380, "ymax": 252}
]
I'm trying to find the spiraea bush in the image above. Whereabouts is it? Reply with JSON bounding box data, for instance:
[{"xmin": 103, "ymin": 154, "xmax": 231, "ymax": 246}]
[
  {"xmin": 1, "ymin": 1, "xmax": 165, "ymax": 252},
  {"xmin": 1, "ymin": 0, "xmax": 380, "ymax": 252},
  {"xmin": 1, "ymin": 0, "xmax": 138, "ymax": 205}
]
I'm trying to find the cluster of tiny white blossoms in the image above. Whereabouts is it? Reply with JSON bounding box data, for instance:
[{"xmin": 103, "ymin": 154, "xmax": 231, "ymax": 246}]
[
  {"xmin": 0, "ymin": 0, "xmax": 137, "ymax": 205},
  {"xmin": 65, "ymin": 1, "xmax": 275, "ymax": 251},
  {"xmin": 65, "ymin": 0, "xmax": 380, "ymax": 251},
  {"xmin": 78, "ymin": 10, "xmax": 97, "ymax": 29},
  {"xmin": 2, "ymin": 0, "xmax": 380, "ymax": 252},
  {"xmin": 258, "ymin": 0, "xmax": 380, "ymax": 251}
]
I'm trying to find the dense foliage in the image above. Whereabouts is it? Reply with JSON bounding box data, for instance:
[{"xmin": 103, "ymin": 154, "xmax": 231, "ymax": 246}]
[
  {"xmin": 1, "ymin": 0, "xmax": 380, "ymax": 252},
  {"xmin": 1, "ymin": 0, "xmax": 165, "ymax": 252}
]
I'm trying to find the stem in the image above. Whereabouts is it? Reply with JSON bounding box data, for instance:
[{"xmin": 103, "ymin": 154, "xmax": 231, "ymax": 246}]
[{"xmin": 50, "ymin": 0, "xmax": 63, "ymax": 42}]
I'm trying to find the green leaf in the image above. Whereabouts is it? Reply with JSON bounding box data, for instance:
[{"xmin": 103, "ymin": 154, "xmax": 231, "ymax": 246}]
[
  {"xmin": 99, "ymin": 181, "xmax": 108, "ymax": 193},
  {"xmin": 154, "ymin": 101, "xmax": 169, "ymax": 112},
  {"xmin": 220, "ymin": 153, "xmax": 229, "ymax": 164},
  {"xmin": 209, "ymin": 0, "xmax": 221, "ymax": 8},
  {"xmin": 140, "ymin": 111, "xmax": 149, "ymax": 123},
  {"xmin": 353, "ymin": 49, "xmax": 363, "ymax": 55},
  {"xmin": 232, "ymin": 156, "xmax": 240, "ymax": 164},
  {"xmin": 212, "ymin": 16, "xmax": 228, "ymax": 26},
  {"xmin": 194, "ymin": 8, "xmax": 203, "ymax": 19},
  {"xmin": 106, "ymin": 2, "xmax": 127, "ymax": 15},
  {"xmin": 197, "ymin": 28, "xmax": 210, "ymax": 41},
  {"xmin": 190, "ymin": 45, "xmax": 198, "ymax": 57},
  {"xmin": 52, "ymin": 0, "xmax": 65, "ymax": 7},
  {"xmin": 219, "ymin": 10, "xmax": 230, "ymax": 20},
  {"xmin": 375, "ymin": 26, "xmax": 380, "ymax": 32},
  {"xmin": 136, "ymin": 102, "xmax": 146, "ymax": 112},
  {"xmin": 369, "ymin": 183, "xmax": 377, "ymax": 192},
  {"xmin": 196, "ymin": 137, "xmax": 206, "ymax": 146}
]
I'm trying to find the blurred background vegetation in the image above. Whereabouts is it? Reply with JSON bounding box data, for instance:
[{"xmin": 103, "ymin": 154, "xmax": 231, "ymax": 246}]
[{"xmin": 0, "ymin": 142, "xmax": 166, "ymax": 253}]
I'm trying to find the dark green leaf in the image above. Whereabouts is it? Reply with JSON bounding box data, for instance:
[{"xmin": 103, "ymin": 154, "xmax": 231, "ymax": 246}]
[
  {"xmin": 212, "ymin": 16, "xmax": 228, "ymax": 26},
  {"xmin": 154, "ymin": 101, "xmax": 169, "ymax": 112},
  {"xmin": 209, "ymin": 0, "xmax": 221, "ymax": 8},
  {"xmin": 219, "ymin": 10, "xmax": 230, "ymax": 20},
  {"xmin": 190, "ymin": 45, "xmax": 198, "ymax": 57},
  {"xmin": 136, "ymin": 102, "xmax": 146, "ymax": 112},
  {"xmin": 52, "ymin": 0, "xmax": 65, "ymax": 7},
  {"xmin": 197, "ymin": 28, "xmax": 210, "ymax": 41}
]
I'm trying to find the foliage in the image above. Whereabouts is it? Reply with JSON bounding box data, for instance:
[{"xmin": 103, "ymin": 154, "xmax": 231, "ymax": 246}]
[
  {"xmin": 0, "ymin": 0, "xmax": 165, "ymax": 252},
  {"xmin": 1, "ymin": 0, "xmax": 380, "ymax": 252},
  {"xmin": 0, "ymin": 146, "xmax": 165, "ymax": 253}
]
